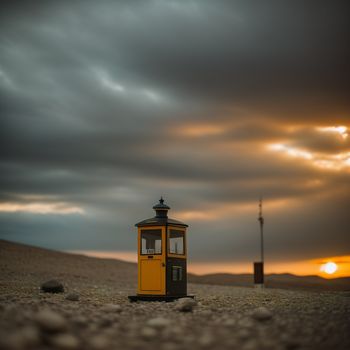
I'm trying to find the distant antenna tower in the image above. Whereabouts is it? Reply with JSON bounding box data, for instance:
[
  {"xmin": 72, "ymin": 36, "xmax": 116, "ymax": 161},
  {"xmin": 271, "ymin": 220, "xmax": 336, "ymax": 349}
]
[
  {"xmin": 254, "ymin": 197, "xmax": 265, "ymax": 287},
  {"xmin": 258, "ymin": 196, "xmax": 264, "ymax": 264}
]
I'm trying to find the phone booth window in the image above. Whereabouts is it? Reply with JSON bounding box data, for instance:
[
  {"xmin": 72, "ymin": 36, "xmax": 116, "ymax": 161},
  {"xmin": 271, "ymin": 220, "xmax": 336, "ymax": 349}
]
[
  {"xmin": 169, "ymin": 229, "xmax": 184, "ymax": 255},
  {"xmin": 141, "ymin": 229, "xmax": 162, "ymax": 255}
]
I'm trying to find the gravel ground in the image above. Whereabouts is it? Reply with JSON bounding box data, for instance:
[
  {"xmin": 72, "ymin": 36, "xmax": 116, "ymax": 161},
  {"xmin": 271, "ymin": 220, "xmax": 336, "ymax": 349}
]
[{"xmin": 1, "ymin": 240, "xmax": 349, "ymax": 350}]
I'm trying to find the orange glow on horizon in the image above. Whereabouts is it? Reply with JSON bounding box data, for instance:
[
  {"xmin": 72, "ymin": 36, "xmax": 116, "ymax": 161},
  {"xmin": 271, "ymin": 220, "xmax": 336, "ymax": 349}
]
[
  {"xmin": 320, "ymin": 262, "xmax": 338, "ymax": 275},
  {"xmin": 312, "ymin": 256, "xmax": 350, "ymax": 278},
  {"xmin": 189, "ymin": 257, "xmax": 350, "ymax": 278},
  {"xmin": 69, "ymin": 250, "xmax": 350, "ymax": 278},
  {"xmin": 69, "ymin": 250, "xmax": 137, "ymax": 263}
]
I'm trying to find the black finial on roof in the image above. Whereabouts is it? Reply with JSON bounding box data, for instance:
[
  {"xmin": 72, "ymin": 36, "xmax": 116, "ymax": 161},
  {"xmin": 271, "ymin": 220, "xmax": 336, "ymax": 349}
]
[
  {"xmin": 153, "ymin": 197, "xmax": 170, "ymax": 218},
  {"xmin": 135, "ymin": 197, "xmax": 188, "ymax": 227}
]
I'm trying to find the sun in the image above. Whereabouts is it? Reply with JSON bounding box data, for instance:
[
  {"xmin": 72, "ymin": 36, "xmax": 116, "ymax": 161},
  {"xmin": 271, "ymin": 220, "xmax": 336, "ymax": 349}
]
[{"xmin": 320, "ymin": 262, "xmax": 338, "ymax": 275}]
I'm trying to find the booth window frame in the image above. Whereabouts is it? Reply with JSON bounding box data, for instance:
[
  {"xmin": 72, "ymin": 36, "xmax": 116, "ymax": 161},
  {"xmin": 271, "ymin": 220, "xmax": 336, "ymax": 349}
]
[
  {"xmin": 168, "ymin": 227, "xmax": 186, "ymax": 258},
  {"xmin": 140, "ymin": 228, "xmax": 163, "ymax": 255}
]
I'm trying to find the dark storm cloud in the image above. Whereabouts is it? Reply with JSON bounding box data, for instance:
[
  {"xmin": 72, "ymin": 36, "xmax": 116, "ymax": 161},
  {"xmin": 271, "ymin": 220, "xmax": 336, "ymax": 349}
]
[
  {"xmin": 92, "ymin": 0, "xmax": 350, "ymax": 119},
  {"xmin": 0, "ymin": 0, "xmax": 349, "ymax": 264}
]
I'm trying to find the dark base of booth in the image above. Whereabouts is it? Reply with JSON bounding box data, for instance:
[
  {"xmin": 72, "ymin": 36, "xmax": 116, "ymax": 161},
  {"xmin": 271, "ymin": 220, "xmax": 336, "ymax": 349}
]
[{"xmin": 128, "ymin": 294, "xmax": 195, "ymax": 302}]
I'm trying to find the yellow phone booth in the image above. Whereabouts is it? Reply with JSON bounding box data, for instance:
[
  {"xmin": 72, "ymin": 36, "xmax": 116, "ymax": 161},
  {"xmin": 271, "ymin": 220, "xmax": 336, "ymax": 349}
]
[{"xmin": 128, "ymin": 198, "xmax": 193, "ymax": 301}]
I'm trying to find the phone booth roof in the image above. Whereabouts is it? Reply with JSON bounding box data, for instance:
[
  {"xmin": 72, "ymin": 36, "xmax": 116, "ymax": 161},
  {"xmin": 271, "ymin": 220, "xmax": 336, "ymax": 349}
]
[{"xmin": 135, "ymin": 198, "xmax": 188, "ymax": 228}]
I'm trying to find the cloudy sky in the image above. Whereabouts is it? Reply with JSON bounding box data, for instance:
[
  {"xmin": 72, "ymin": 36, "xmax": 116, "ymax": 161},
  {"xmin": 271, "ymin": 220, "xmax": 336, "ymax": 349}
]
[{"xmin": 1, "ymin": 1, "xmax": 349, "ymax": 276}]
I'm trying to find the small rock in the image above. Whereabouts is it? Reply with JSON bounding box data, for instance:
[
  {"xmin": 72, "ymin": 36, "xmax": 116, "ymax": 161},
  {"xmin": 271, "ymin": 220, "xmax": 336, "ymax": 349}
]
[
  {"xmin": 36, "ymin": 309, "xmax": 67, "ymax": 332},
  {"xmin": 200, "ymin": 309, "xmax": 212, "ymax": 317},
  {"xmin": 89, "ymin": 335, "xmax": 109, "ymax": 349},
  {"xmin": 251, "ymin": 306, "xmax": 273, "ymax": 321},
  {"xmin": 73, "ymin": 316, "xmax": 87, "ymax": 327},
  {"xmin": 0, "ymin": 334, "xmax": 24, "ymax": 350},
  {"xmin": 40, "ymin": 280, "xmax": 64, "ymax": 293},
  {"xmin": 237, "ymin": 317, "xmax": 254, "ymax": 329},
  {"xmin": 260, "ymin": 339, "xmax": 278, "ymax": 349},
  {"xmin": 281, "ymin": 334, "xmax": 301, "ymax": 350},
  {"xmin": 237, "ymin": 328, "xmax": 251, "ymax": 340},
  {"xmin": 20, "ymin": 326, "xmax": 41, "ymax": 347},
  {"xmin": 101, "ymin": 304, "xmax": 122, "ymax": 313},
  {"xmin": 50, "ymin": 333, "xmax": 79, "ymax": 349},
  {"xmin": 175, "ymin": 297, "xmax": 197, "ymax": 312},
  {"xmin": 65, "ymin": 293, "xmax": 80, "ymax": 301},
  {"xmin": 98, "ymin": 316, "xmax": 113, "ymax": 328},
  {"xmin": 90, "ymin": 335, "xmax": 109, "ymax": 349},
  {"xmin": 222, "ymin": 318, "xmax": 235, "ymax": 326},
  {"xmin": 162, "ymin": 342, "xmax": 178, "ymax": 350},
  {"xmin": 141, "ymin": 326, "xmax": 157, "ymax": 339},
  {"xmin": 198, "ymin": 333, "xmax": 214, "ymax": 347},
  {"xmin": 146, "ymin": 317, "xmax": 171, "ymax": 329},
  {"xmin": 241, "ymin": 339, "xmax": 260, "ymax": 350}
]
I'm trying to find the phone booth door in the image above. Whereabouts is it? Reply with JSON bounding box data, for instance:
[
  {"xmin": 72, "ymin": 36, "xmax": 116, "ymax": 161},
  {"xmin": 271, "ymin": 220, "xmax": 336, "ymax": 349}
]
[{"xmin": 138, "ymin": 227, "xmax": 166, "ymax": 295}]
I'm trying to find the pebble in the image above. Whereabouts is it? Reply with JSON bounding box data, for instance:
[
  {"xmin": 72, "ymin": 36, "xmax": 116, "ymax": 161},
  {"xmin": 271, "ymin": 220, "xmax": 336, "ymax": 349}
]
[
  {"xmin": 71, "ymin": 319, "xmax": 86, "ymax": 330},
  {"xmin": 198, "ymin": 333, "xmax": 214, "ymax": 347},
  {"xmin": 251, "ymin": 306, "xmax": 273, "ymax": 321},
  {"xmin": 65, "ymin": 293, "xmax": 80, "ymax": 301},
  {"xmin": 241, "ymin": 339, "xmax": 260, "ymax": 350},
  {"xmin": 162, "ymin": 342, "xmax": 178, "ymax": 350},
  {"xmin": 222, "ymin": 318, "xmax": 235, "ymax": 326},
  {"xmin": 98, "ymin": 316, "xmax": 113, "ymax": 328},
  {"xmin": 35, "ymin": 309, "xmax": 67, "ymax": 332},
  {"xmin": 146, "ymin": 317, "xmax": 171, "ymax": 328},
  {"xmin": 175, "ymin": 297, "xmax": 197, "ymax": 312},
  {"xmin": 90, "ymin": 335, "xmax": 109, "ymax": 349},
  {"xmin": 281, "ymin": 334, "xmax": 301, "ymax": 350},
  {"xmin": 237, "ymin": 317, "xmax": 255, "ymax": 328},
  {"xmin": 237, "ymin": 328, "xmax": 251, "ymax": 340},
  {"xmin": 101, "ymin": 304, "xmax": 122, "ymax": 313},
  {"xmin": 141, "ymin": 326, "xmax": 158, "ymax": 339},
  {"xmin": 170, "ymin": 325, "xmax": 182, "ymax": 335},
  {"xmin": 200, "ymin": 309, "xmax": 212, "ymax": 317},
  {"xmin": 50, "ymin": 333, "xmax": 79, "ymax": 349},
  {"xmin": 40, "ymin": 279, "xmax": 64, "ymax": 293},
  {"xmin": 19, "ymin": 326, "xmax": 41, "ymax": 347},
  {"xmin": 0, "ymin": 333, "xmax": 24, "ymax": 350}
]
